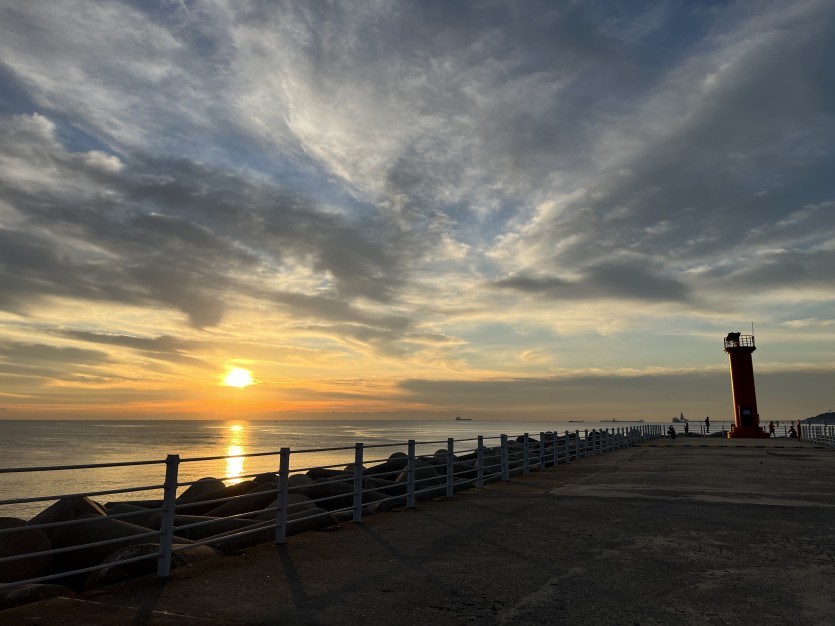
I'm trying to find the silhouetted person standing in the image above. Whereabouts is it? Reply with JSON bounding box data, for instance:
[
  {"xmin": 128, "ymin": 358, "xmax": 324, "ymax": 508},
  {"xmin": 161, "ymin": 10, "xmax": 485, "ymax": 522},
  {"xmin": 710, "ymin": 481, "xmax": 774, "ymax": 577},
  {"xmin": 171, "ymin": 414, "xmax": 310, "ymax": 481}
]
[
  {"xmin": 684, "ymin": 421, "xmax": 689, "ymax": 436},
  {"xmin": 705, "ymin": 416, "xmax": 710, "ymax": 433},
  {"xmin": 768, "ymin": 421, "xmax": 775, "ymax": 437}
]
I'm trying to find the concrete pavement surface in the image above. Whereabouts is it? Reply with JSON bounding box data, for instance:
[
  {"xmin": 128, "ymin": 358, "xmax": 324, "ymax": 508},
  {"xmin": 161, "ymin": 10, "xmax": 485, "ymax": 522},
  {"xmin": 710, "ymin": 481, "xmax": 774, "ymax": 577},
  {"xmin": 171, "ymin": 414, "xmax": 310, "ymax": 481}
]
[{"xmin": 3, "ymin": 437, "xmax": 834, "ymax": 625}]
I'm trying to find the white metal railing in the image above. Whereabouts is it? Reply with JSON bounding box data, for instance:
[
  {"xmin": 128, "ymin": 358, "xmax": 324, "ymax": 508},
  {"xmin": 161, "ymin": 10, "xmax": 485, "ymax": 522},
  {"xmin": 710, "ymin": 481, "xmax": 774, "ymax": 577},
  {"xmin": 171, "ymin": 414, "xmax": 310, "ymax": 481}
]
[
  {"xmin": 801, "ymin": 424, "xmax": 835, "ymax": 448},
  {"xmin": 0, "ymin": 425, "xmax": 664, "ymax": 592},
  {"xmin": 660, "ymin": 421, "xmax": 829, "ymax": 441}
]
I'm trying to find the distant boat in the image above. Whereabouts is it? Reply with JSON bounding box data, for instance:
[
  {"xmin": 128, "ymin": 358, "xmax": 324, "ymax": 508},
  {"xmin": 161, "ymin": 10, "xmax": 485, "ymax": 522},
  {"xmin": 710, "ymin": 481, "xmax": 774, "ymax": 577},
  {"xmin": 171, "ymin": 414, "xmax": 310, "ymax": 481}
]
[
  {"xmin": 454, "ymin": 416, "xmax": 472, "ymax": 421},
  {"xmin": 569, "ymin": 420, "xmax": 584, "ymax": 423}
]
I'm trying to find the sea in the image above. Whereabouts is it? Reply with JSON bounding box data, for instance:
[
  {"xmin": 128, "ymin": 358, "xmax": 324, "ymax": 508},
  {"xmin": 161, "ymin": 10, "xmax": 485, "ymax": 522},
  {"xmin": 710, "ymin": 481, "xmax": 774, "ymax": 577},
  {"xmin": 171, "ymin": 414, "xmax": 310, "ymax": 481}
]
[{"xmin": 0, "ymin": 418, "xmax": 675, "ymax": 519}]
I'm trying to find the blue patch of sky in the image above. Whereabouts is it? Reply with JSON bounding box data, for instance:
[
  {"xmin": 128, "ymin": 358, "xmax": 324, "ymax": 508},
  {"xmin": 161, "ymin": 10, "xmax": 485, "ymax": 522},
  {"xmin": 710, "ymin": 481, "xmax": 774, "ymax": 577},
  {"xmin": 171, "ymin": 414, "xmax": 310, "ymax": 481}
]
[
  {"xmin": 608, "ymin": 1, "xmax": 733, "ymax": 72},
  {"xmin": 0, "ymin": 65, "xmax": 38, "ymax": 115},
  {"xmin": 0, "ymin": 65, "xmax": 120, "ymax": 158},
  {"xmin": 53, "ymin": 118, "xmax": 119, "ymax": 157},
  {"xmin": 468, "ymin": 201, "xmax": 527, "ymax": 241},
  {"xmin": 226, "ymin": 143, "xmax": 375, "ymax": 220},
  {"xmin": 455, "ymin": 322, "xmax": 550, "ymax": 347}
]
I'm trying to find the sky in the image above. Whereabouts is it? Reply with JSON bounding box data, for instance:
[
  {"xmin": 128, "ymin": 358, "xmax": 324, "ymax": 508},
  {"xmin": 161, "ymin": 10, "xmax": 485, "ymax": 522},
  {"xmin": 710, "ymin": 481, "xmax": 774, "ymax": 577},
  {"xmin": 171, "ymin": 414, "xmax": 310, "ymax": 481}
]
[{"xmin": 1, "ymin": 0, "xmax": 833, "ymax": 422}]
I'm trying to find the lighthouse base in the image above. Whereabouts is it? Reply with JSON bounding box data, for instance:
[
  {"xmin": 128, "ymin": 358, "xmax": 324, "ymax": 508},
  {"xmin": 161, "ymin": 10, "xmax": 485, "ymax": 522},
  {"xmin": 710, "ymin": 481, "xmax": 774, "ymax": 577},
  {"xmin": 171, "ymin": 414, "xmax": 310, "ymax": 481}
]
[{"xmin": 727, "ymin": 425, "xmax": 770, "ymax": 439}]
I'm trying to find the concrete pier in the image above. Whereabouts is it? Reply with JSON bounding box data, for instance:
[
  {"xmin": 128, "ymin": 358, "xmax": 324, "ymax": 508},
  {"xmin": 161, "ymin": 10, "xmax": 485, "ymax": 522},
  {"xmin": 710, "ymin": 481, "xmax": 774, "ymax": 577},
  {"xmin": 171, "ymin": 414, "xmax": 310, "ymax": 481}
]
[{"xmin": 3, "ymin": 437, "xmax": 834, "ymax": 625}]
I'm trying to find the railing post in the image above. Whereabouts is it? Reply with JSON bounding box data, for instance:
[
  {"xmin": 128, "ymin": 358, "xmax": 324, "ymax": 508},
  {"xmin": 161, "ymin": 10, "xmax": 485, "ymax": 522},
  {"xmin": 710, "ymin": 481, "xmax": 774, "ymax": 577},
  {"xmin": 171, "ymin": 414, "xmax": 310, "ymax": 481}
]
[
  {"xmin": 477, "ymin": 435, "xmax": 485, "ymax": 488},
  {"xmin": 584, "ymin": 429, "xmax": 589, "ymax": 458},
  {"xmin": 275, "ymin": 447, "xmax": 290, "ymax": 544},
  {"xmin": 407, "ymin": 440, "xmax": 416, "ymax": 508},
  {"xmin": 501, "ymin": 434, "xmax": 509, "ymax": 481},
  {"xmin": 353, "ymin": 442, "xmax": 364, "ymax": 523},
  {"xmin": 564, "ymin": 430, "xmax": 570, "ymax": 463},
  {"xmin": 539, "ymin": 432, "xmax": 546, "ymax": 469},
  {"xmin": 446, "ymin": 438, "xmax": 455, "ymax": 498},
  {"xmin": 574, "ymin": 430, "xmax": 579, "ymax": 461},
  {"xmin": 523, "ymin": 433, "xmax": 530, "ymax": 475},
  {"xmin": 553, "ymin": 431, "xmax": 559, "ymax": 466},
  {"xmin": 156, "ymin": 454, "xmax": 180, "ymax": 578}
]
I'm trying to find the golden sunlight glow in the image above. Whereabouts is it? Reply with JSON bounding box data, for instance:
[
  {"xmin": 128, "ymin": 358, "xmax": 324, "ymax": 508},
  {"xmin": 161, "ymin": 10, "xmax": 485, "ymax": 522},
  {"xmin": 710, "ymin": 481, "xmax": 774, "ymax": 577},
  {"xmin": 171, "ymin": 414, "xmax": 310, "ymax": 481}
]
[
  {"xmin": 225, "ymin": 423, "xmax": 246, "ymax": 485},
  {"xmin": 224, "ymin": 367, "xmax": 253, "ymax": 388},
  {"xmin": 226, "ymin": 445, "xmax": 244, "ymax": 484}
]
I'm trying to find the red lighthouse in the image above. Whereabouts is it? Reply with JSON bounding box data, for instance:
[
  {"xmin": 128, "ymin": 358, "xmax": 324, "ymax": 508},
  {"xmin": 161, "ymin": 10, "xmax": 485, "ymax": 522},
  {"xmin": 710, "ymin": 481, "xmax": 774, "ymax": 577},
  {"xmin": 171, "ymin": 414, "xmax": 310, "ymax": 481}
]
[{"xmin": 723, "ymin": 332, "xmax": 769, "ymax": 438}]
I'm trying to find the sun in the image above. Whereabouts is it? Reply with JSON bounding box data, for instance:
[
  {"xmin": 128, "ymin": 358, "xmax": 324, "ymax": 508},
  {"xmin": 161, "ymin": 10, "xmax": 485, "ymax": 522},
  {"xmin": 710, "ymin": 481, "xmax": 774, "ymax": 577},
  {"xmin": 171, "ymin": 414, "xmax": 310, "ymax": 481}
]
[{"xmin": 224, "ymin": 367, "xmax": 253, "ymax": 388}]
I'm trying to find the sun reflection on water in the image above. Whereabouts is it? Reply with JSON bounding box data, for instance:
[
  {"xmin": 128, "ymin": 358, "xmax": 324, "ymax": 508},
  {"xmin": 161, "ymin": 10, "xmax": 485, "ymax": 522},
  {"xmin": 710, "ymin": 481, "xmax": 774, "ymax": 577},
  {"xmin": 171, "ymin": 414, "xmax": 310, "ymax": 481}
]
[{"xmin": 224, "ymin": 424, "xmax": 247, "ymax": 484}]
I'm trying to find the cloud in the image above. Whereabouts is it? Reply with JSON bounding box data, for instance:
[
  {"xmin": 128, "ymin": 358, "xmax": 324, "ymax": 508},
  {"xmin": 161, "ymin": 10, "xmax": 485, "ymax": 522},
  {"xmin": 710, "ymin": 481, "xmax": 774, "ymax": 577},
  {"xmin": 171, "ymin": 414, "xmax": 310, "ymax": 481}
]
[
  {"xmin": 0, "ymin": 339, "xmax": 112, "ymax": 392},
  {"xmin": 0, "ymin": 113, "xmax": 414, "ymax": 334},
  {"xmin": 494, "ymin": 260, "xmax": 689, "ymax": 303},
  {"xmin": 0, "ymin": 2, "xmax": 226, "ymax": 151},
  {"xmin": 1, "ymin": 1, "xmax": 835, "ymax": 418},
  {"xmin": 782, "ymin": 319, "xmax": 835, "ymax": 329},
  {"xmin": 396, "ymin": 368, "xmax": 835, "ymax": 421}
]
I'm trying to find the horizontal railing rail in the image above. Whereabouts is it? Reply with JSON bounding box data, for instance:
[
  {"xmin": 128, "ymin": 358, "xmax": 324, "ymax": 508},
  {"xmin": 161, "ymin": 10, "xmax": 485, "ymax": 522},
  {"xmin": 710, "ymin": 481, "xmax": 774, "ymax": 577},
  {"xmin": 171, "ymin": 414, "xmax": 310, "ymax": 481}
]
[
  {"xmin": 801, "ymin": 424, "xmax": 835, "ymax": 448},
  {"xmin": 0, "ymin": 459, "xmax": 167, "ymax": 474},
  {"xmin": 0, "ymin": 425, "xmax": 665, "ymax": 593}
]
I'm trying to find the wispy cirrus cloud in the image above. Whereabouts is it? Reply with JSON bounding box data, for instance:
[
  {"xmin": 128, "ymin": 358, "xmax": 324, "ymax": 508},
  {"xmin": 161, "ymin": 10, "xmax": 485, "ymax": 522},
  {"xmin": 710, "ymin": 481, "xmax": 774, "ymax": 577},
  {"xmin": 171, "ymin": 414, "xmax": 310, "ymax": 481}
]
[{"xmin": 1, "ymin": 0, "xmax": 834, "ymax": 419}]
